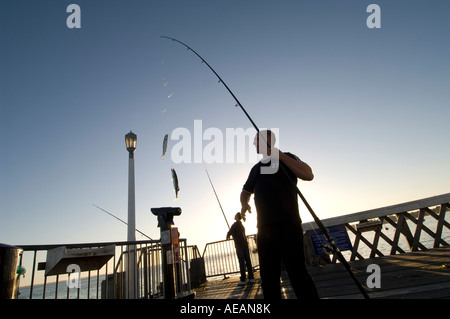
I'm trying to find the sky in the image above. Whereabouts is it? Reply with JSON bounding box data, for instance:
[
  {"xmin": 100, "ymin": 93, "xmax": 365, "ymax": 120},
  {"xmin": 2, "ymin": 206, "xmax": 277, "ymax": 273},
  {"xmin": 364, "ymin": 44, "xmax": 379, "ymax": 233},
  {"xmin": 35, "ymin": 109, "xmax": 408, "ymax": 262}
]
[{"xmin": 1, "ymin": 0, "xmax": 449, "ymax": 253}]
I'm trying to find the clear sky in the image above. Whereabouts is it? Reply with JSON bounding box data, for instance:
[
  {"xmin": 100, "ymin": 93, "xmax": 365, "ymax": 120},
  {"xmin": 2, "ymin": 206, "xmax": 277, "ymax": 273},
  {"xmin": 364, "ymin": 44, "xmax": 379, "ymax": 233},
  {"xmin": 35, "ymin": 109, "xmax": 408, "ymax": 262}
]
[{"xmin": 1, "ymin": 0, "xmax": 449, "ymax": 252}]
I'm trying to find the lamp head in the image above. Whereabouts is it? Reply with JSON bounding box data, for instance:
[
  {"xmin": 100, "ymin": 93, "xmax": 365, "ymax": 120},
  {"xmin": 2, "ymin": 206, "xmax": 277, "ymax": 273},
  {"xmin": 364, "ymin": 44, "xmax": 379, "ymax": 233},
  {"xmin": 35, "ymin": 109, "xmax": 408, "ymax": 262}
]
[{"xmin": 125, "ymin": 131, "xmax": 137, "ymax": 153}]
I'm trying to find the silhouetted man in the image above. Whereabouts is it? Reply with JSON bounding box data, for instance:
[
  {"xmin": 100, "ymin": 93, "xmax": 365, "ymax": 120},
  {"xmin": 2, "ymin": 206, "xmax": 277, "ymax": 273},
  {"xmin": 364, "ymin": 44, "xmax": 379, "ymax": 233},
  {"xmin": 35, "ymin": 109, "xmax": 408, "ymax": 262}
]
[
  {"xmin": 240, "ymin": 130, "xmax": 319, "ymax": 299},
  {"xmin": 226, "ymin": 212, "xmax": 254, "ymax": 286}
]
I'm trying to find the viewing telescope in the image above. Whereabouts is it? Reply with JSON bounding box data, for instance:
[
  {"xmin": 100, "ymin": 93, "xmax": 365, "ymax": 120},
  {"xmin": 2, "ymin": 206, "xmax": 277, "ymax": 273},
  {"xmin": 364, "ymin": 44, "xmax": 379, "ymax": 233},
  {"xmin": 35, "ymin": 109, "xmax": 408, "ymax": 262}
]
[{"xmin": 151, "ymin": 207, "xmax": 182, "ymax": 230}]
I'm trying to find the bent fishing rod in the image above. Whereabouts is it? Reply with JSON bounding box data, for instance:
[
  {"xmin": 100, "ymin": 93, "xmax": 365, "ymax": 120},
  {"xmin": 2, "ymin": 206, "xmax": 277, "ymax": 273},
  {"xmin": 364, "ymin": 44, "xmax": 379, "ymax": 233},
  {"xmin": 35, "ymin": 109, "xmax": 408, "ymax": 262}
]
[{"xmin": 161, "ymin": 36, "xmax": 369, "ymax": 299}]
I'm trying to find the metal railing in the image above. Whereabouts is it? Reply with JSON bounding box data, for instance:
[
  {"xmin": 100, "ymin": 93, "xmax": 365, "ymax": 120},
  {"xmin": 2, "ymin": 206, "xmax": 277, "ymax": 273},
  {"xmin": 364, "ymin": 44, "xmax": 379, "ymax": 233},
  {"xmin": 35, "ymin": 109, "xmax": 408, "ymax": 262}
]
[
  {"xmin": 202, "ymin": 234, "xmax": 259, "ymax": 278},
  {"xmin": 12, "ymin": 193, "xmax": 450, "ymax": 297},
  {"xmin": 16, "ymin": 239, "xmax": 193, "ymax": 299},
  {"xmin": 201, "ymin": 194, "xmax": 450, "ymax": 276}
]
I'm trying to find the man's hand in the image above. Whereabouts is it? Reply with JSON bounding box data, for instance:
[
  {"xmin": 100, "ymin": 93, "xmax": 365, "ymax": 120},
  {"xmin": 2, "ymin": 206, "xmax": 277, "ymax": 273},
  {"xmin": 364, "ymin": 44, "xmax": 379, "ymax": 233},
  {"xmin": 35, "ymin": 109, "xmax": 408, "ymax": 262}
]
[
  {"xmin": 275, "ymin": 148, "xmax": 314, "ymax": 181},
  {"xmin": 240, "ymin": 190, "xmax": 252, "ymax": 222},
  {"xmin": 240, "ymin": 202, "xmax": 252, "ymax": 215},
  {"xmin": 240, "ymin": 203, "xmax": 251, "ymax": 221}
]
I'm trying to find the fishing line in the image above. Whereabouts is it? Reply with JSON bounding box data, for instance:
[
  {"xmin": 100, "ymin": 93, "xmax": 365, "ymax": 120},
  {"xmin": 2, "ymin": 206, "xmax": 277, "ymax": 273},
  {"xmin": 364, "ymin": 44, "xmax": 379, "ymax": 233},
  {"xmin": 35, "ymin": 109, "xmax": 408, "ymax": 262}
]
[
  {"xmin": 159, "ymin": 51, "xmax": 181, "ymax": 200},
  {"xmin": 160, "ymin": 36, "xmax": 369, "ymax": 299}
]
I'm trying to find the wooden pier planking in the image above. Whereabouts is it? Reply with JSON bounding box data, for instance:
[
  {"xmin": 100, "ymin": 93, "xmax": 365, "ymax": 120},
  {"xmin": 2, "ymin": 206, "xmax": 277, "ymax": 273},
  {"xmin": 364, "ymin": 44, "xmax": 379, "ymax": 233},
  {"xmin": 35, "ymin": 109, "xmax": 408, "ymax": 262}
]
[{"xmin": 194, "ymin": 247, "xmax": 450, "ymax": 299}]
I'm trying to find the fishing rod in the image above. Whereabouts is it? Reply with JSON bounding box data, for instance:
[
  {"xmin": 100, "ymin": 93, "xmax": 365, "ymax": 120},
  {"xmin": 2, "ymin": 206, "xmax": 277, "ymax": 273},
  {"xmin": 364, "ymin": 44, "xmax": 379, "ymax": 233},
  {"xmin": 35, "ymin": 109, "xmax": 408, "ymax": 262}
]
[
  {"xmin": 204, "ymin": 168, "xmax": 230, "ymax": 229},
  {"xmin": 160, "ymin": 36, "xmax": 259, "ymax": 132},
  {"xmin": 93, "ymin": 204, "xmax": 153, "ymax": 240},
  {"xmin": 161, "ymin": 36, "xmax": 369, "ymax": 299}
]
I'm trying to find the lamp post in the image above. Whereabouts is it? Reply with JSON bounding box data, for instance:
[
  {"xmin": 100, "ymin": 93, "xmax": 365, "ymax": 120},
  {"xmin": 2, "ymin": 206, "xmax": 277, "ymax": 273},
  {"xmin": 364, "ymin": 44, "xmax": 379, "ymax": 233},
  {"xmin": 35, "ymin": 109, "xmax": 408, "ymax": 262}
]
[{"xmin": 125, "ymin": 131, "xmax": 137, "ymax": 298}]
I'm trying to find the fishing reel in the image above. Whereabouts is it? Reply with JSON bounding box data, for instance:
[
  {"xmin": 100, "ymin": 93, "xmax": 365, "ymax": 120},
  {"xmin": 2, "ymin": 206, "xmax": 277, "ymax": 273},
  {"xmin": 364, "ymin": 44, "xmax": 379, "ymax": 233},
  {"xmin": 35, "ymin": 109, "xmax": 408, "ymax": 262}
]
[{"xmin": 151, "ymin": 207, "xmax": 182, "ymax": 229}]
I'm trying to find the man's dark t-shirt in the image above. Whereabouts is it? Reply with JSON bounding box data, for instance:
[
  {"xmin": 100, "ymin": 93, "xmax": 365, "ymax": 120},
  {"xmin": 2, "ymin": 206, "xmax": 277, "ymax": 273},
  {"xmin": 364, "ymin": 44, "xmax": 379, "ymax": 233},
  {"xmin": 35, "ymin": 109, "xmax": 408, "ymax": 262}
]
[
  {"xmin": 243, "ymin": 152, "xmax": 303, "ymax": 229},
  {"xmin": 227, "ymin": 220, "xmax": 248, "ymax": 249}
]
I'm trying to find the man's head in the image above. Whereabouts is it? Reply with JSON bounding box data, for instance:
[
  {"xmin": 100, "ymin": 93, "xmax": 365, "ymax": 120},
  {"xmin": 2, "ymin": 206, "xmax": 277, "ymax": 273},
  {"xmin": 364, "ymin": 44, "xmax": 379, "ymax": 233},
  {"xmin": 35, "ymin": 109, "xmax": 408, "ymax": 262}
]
[
  {"xmin": 234, "ymin": 212, "xmax": 242, "ymax": 221},
  {"xmin": 253, "ymin": 130, "xmax": 276, "ymax": 155}
]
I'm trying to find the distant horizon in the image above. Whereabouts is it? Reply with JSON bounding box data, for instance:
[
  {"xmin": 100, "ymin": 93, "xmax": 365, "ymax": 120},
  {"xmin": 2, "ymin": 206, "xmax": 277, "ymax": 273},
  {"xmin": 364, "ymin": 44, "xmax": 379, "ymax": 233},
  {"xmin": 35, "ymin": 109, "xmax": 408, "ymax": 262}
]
[{"xmin": 10, "ymin": 191, "xmax": 449, "ymax": 248}]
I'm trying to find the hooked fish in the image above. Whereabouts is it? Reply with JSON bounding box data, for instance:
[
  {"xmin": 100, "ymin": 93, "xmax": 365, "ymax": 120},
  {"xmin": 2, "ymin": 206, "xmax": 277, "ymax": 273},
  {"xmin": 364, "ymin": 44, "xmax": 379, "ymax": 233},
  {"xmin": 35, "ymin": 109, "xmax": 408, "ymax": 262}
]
[
  {"xmin": 171, "ymin": 168, "xmax": 179, "ymax": 200},
  {"xmin": 161, "ymin": 133, "xmax": 168, "ymax": 160}
]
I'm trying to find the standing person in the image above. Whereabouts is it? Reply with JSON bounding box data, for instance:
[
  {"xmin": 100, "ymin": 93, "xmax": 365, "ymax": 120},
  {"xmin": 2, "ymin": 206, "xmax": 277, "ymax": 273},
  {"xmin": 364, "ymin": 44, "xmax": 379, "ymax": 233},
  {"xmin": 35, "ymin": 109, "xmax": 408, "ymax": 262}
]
[
  {"xmin": 240, "ymin": 130, "xmax": 319, "ymax": 299},
  {"xmin": 226, "ymin": 212, "xmax": 255, "ymax": 286}
]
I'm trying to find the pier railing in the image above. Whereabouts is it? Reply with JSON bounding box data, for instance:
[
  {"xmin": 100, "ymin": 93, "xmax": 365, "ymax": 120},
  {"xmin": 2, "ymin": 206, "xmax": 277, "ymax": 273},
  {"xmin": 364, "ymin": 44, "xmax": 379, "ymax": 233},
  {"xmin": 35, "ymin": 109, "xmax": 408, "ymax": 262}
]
[
  {"xmin": 200, "ymin": 193, "xmax": 450, "ymax": 277},
  {"xmin": 12, "ymin": 193, "xmax": 450, "ymax": 297},
  {"xmin": 16, "ymin": 239, "xmax": 193, "ymax": 299},
  {"xmin": 202, "ymin": 235, "xmax": 259, "ymax": 278},
  {"xmin": 303, "ymin": 193, "xmax": 450, "ymax": 264}
]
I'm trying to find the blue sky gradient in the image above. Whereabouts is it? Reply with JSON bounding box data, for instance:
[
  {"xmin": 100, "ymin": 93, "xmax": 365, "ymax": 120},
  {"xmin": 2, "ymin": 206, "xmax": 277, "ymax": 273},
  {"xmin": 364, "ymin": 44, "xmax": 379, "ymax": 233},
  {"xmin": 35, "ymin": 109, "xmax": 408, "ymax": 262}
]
[{"xmin": 1, "ymin": 1, "xmax": 449, "ymax": 250}]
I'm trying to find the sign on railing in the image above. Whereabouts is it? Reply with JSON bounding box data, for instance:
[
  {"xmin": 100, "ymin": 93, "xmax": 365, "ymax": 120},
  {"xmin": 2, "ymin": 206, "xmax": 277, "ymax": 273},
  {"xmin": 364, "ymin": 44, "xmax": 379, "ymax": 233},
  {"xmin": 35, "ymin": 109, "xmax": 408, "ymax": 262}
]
[{"xmin": 308, "ymin": 224, "xmax": 352, "ymax": 255}]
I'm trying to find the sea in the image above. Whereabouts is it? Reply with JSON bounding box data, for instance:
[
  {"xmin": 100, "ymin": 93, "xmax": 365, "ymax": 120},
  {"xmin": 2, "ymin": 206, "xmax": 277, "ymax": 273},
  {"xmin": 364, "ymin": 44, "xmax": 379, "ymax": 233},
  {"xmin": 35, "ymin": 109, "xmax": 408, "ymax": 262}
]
[{"xmin": 18, "ymin": 274, "xmax": 112, "ymax": 299}]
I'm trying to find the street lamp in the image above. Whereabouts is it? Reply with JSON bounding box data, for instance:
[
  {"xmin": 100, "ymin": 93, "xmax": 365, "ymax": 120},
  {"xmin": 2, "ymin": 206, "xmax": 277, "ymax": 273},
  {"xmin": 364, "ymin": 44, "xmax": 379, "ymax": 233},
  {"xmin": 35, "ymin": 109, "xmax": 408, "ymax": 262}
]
[
  {"xmin": 125, "ymin": 130, "xmax": 137, "ymax": 298},
  {"xmin": 125, "ymin": 131, "xmax": 137, "ymax": 156}
]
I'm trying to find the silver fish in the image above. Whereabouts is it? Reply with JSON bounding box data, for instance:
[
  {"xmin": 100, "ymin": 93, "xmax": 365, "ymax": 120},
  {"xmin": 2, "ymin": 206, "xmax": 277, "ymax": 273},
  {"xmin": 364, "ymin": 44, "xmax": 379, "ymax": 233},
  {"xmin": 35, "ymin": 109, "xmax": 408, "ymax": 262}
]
[
  {"xmin": 171, "ymin": 168, "xmax": 179, "ymax": 200},
  {"xmin": 161, "ymin": 133, "xmax": 168, "ymax": 160}
]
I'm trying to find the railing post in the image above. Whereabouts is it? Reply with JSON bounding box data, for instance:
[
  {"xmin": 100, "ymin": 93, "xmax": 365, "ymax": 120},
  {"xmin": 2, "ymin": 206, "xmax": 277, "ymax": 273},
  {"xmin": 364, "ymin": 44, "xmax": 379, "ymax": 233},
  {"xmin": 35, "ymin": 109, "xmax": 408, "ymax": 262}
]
[
  {"xmin": 396, "ymin": 213, "xmax": 415, "ymax": 251},
  {"xmin": 411, "ymin": 209, "xmax": 426, "ymax": 251},
  {"xmin": 434, "ymin": 204, "xmax": 448, "ymax": 248}
]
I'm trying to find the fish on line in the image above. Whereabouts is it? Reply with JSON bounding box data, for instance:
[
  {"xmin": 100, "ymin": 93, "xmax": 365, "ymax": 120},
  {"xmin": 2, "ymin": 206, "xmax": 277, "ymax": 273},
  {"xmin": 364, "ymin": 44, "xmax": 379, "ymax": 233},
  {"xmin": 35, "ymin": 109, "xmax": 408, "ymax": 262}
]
[
  {"xmin": 171, "ymin": 168, "xmax": 180, "ymax": 200},
  {"xmin": 161, "ymin": 133, "xmax": 168, "ymax": 160}
]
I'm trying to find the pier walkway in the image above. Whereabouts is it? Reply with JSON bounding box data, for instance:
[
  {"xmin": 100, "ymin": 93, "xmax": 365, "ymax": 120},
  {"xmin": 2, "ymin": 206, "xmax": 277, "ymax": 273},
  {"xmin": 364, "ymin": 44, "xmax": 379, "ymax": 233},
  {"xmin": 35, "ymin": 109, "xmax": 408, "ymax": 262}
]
[{"xmin": 194, "ymin": 247, "xmax": 450, "ymax": 299}]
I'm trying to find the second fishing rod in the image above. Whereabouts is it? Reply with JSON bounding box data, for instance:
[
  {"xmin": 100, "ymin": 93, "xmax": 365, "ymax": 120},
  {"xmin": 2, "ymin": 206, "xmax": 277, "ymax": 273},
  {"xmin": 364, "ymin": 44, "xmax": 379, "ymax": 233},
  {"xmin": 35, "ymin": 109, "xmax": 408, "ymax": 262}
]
[{"xmin": 161, "ymin": 36, "xmax": 369, "ymax": 299}]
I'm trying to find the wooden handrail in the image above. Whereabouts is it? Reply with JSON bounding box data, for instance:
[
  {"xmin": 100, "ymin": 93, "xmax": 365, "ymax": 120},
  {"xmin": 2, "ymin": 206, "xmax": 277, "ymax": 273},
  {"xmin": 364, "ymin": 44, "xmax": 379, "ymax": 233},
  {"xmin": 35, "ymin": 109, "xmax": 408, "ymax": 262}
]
[{"xmin": 303, "ymin": 193, "xmax": 450, "ymax": 230}]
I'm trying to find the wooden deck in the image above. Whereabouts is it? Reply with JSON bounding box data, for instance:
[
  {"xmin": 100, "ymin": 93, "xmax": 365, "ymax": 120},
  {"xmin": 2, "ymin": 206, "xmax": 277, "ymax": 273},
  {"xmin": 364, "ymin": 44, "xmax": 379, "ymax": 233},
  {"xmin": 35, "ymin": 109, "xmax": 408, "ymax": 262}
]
[{"xmin": 193, "ymin": 247, "xmax": 450, "ymax": 299}]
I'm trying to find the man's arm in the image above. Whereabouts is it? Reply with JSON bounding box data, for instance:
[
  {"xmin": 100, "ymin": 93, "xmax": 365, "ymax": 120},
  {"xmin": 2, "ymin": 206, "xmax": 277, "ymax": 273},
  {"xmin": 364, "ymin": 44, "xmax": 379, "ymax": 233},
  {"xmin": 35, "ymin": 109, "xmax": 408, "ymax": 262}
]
[
  {"xmin": 240, "ymin": 190, "xmax": 252, "ymax": 220},
  {"xmin": 226, "ymin": 225, "xmax": 233, "ymax": 240},
  {"xmin": 277, "ymin": 150, "xmax": 314, "ymax": 181}
]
